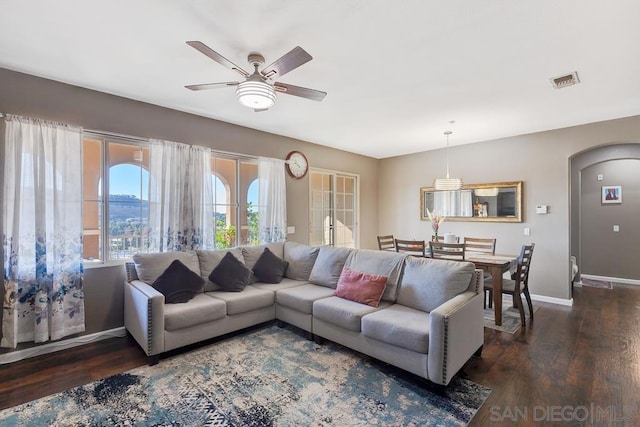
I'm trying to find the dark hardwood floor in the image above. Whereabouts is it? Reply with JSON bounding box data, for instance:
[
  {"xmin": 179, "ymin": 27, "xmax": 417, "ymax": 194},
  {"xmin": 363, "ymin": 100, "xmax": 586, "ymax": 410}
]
[{"xmin": 1, "ymin": 284, "xmax": 638, "ymax": 425}]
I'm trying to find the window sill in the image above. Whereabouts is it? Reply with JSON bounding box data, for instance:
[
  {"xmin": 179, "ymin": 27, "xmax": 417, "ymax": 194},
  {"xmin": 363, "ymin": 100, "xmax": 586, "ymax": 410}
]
[{"xmin": 83, "ymin": 259, "xmax": 131, "ymax": 270}]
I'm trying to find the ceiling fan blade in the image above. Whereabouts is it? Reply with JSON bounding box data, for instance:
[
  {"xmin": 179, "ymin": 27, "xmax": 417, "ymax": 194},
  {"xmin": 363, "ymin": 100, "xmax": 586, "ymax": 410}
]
[
  {"xmin": 274, "ymin": 82, "xmax": 327, "ymax": 102},
  {"xmin": 185, "ymin": 82, "xmax": 239, "ymax": 91},
  {"xmin": 186, "ymin": 41, "xmax": 249, "ymax": 77},
  {"xmin": 262, "ymin": 46, "xmax": 312, "ymax": 79}
]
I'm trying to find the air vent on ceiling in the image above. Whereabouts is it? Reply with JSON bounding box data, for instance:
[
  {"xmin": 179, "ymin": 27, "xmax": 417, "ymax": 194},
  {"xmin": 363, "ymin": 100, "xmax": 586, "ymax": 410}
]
[{"xmin": 550, "ymin": 71, "xmax": 580, "ymax": 89}]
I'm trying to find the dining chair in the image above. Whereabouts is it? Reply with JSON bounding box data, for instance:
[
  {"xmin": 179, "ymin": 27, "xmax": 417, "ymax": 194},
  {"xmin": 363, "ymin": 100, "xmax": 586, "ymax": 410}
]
[
  {"xmin": 377, "ymin": 234, "xmax": 396, "ymax": 251},
  {"xmin": 395, "ymin": 239, "xmax": 426, "ymax": 257},
  {"xmin": 484, "ymin": 243, "xmax": 535, "ymax": 327},
  {"xmin": 463, "ymin": 237, "xmax": 496, "ymax": 255},
  {"xmin": 428, "ymin": 241, "xmax": 466, "ymax": 261}
]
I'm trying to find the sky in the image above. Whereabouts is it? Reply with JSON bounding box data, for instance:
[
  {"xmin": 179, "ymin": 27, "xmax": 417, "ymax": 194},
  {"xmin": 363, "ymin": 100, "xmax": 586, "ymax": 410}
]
[{"xmin": 108, "ymin": 163, "xmax": 258, "ymax": 205}]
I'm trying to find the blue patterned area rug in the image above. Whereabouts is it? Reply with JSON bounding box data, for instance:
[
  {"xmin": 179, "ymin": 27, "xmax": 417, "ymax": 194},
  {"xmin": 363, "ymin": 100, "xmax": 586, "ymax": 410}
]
[{"xmin": 0, "ymin": 325, "xmax": 491, "ymax": 426}]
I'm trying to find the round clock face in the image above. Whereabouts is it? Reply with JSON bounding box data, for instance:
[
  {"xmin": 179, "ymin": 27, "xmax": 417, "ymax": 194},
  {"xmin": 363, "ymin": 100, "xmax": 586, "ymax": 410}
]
[{"xmin": 285, "ymin": 151, "xmax": 309, "ymax": 179}]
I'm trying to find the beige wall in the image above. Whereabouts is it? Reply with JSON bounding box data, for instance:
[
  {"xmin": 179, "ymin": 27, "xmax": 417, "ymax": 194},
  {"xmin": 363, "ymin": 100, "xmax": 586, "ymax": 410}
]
[
  {"xmin": 379, "ymin": 116, "xmax": 640, "ymax": 302},
  {"xmin": 0, "ymin": 67, "xmax": 378, "ymax": 350}
]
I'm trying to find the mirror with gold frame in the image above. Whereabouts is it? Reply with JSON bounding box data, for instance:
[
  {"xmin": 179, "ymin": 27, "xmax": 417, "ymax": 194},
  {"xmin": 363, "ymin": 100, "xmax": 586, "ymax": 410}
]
[{"xmin": 420, "ymin": 181, "xmax": 523, "ymax": 222}]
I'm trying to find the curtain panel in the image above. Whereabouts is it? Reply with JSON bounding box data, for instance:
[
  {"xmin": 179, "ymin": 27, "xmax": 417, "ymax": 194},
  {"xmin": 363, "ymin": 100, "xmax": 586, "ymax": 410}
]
[
  {"xmin": 258, "ymin": 157, "xmax": 287, "ymax": 243},
  {"xmin": 148, "ymin": 139, "xmax": 213, "ymax": 252},
  {"xmin": 2, "ymin": 115, "xmax": 85, "ymax": 348}
]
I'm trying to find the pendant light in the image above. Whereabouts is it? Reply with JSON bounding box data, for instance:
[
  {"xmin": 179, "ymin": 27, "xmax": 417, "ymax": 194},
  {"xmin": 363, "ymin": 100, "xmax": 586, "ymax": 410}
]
[{"xmin": 433, "ymin": 130, "xmax": 463, "ymax": 191}]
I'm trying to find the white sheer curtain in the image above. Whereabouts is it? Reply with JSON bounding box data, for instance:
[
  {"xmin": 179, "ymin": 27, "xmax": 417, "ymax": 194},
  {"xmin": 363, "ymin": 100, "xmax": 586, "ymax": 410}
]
[
  {"xmin": 2, "ymin": 115, "xmax": 85, "ymax": 348},
  {"xmin": 258, "ymin": 157, "xmax": 287, "ymax": 243},
  {"xmin": 433, "ymin": 190, "xmax": 473, "ymax": 217},
  {"xmin": 148, "ymin": 139, "xmax": 213, "ymax": 252}
]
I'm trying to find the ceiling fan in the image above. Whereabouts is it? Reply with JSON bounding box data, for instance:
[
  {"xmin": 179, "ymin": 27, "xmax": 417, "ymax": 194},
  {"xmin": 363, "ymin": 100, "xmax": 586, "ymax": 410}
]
[{"xmin": 185, "ymin": 41, "xmax": 327, "ymax": 111}]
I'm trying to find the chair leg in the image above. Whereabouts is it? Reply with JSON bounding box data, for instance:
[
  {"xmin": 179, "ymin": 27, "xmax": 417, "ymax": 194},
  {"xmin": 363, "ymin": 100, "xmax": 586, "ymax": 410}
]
[
  {"xmin": 514, "ymin": 295, "xmax": 526, "ymax": 327},
  {"xmin": 488, "ymin": 290, "xmax": 493, "ymax": 308},
  {"xmin": 524, "ymin": 290, "xmax": 534, "ymax": 320}
]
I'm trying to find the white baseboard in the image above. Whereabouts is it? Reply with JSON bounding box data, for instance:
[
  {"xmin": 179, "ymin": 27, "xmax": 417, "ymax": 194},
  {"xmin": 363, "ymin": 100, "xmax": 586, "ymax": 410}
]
[
  {"xmin": 530, "ymin": 293, "xmax": 574, "ymax": 307},
  {"xmin": 0, "ymin": 327, "xmax": 127, "ymax": 365},
  {"xmin": 580, "ymin": 274, "xmax": 640, "ymax": 286}
]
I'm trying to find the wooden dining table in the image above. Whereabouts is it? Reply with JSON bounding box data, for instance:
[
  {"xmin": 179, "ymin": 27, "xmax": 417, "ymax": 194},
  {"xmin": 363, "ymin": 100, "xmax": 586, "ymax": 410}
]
[{"xmin": 465, "ymin": 253, "xmax": 519, "ymax": 326}]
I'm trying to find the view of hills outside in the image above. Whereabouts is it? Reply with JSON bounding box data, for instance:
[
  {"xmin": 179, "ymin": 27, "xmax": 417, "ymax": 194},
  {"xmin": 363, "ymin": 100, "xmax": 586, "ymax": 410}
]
[
  {"xmin": 107, "ymin": 166, "xmax": 259, "ymax": 258},
  {"xmin": 108, "ymin": 194, "xmax": 258, "ymax": 258}
]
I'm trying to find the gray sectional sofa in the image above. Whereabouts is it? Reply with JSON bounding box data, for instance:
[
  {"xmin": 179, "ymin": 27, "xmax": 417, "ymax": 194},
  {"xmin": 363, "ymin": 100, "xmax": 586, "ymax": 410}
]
[{"xmin": 124, "ymin": 241, "xmax": 484, "ymax": 386}]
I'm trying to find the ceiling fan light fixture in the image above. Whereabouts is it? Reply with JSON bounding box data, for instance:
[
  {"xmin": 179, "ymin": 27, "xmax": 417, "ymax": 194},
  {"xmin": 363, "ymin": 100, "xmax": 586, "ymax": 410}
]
[{"xmin": 236, "ymin": 80, "xmax": 276, "ymax": 109}]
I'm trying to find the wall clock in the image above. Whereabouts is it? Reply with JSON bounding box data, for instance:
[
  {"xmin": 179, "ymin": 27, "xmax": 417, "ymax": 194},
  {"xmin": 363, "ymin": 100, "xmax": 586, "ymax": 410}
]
[{"xmin": 285, "ymin": 151, "xmax": 309, "ymax": 179}]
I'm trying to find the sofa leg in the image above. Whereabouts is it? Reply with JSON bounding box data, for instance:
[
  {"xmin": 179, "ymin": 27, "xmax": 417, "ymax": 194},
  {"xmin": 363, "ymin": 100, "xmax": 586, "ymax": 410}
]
[
  {"xmin": 307, "ymin": 331, "xmax": 314, "ymax": 341},
  {"xmin": 276, "ymin": 320, "xmax": 285, "ymax": 328},
  {"xmin": 474, "ymin": 345, "xmax": 483, "ymax": 358},
  {"xmin": 148, "ymin": 355, "xmax": 160, "ymax": 366},
  {"xmin": 314, "ymin": 335, "xmax": 324, "ymax": 345}
]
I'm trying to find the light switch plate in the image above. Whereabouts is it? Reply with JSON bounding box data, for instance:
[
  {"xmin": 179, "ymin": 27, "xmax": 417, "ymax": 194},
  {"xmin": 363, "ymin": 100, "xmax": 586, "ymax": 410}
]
[
  {"xmin": 524, "ymin": 227, "xmax": 531, "ymax": 236},
  {"xmin": 597, "ymin": 174, "xmax": 604, "ymax": 181},
  {"xmin": 287, "ymin": 226, "xmax": 296, "ymax": 234},
  {"xmin": 613, "ymin": 225, "xmax": 620, "ymax": 232}
]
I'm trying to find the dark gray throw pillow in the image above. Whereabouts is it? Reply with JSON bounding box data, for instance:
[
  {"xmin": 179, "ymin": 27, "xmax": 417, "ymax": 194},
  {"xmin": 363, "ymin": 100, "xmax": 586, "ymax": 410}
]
[
  {"xmin": 252, "ymin": 248, "xmax": 289, "ymax": 284},
  {"xmin": 208, "ymin": 251, "xmax": 252, "ymax": 292},
  {"xmin": 152, "ymin": 259, "xmax": 205, "ymax": 303}
]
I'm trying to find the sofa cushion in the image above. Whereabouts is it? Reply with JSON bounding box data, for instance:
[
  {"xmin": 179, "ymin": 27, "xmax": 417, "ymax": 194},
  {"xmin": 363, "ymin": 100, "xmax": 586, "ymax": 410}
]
[
  {"xmin": 151, "ymin": 259, "xmax": 204, "ymax": 303},
  {"xmin": 308, "ymin": 246, "xmax": 353, "ymax": 288},
  {"xmin": 242, "ymin": 243, "xmax": 285, "ymax": 270},
  {"xmin": 283, "ymin": 242, "xmax": 320, "ymax": 280},
  {"xmin": 333, "ymin": 267, "xmax": 387, "ymax": 307},
  {"xmin": 253, "ymin": 248, "xmax": 289, "ymax": 284},
  {"xmin": 197, "ymin": 248, "xmax": 245, "ymax": 291},
  {"xmin": 313, "ymin": 296, "xmax": 391, "ymax": 332},
  {"xmin": 163, "ymin": 293, "xmax": 227, "ymax": 331},
  {"xmin": 133, "ymin": 251, "xmax": 200, "ymax": 284},
  {"xmin": 275, "ymin": 283, "xmax": 335, "ymax": 314},
  {"xmin": 207, "ymin": 285, "xmax": 274, "ymax": 315},
  {"xmin": 208, "ymin": 252, "xmax": 253, "ymax": 292},
  {"xmin": 397, "ymin": 257, "xmax": 475, "ymax": 312},
  {"xmin": 252, "ymin": 278, "xmax": 308, "ymax": 293},
  {"xmin": 361, "ymin": 304, "xmax": 430, "ymax": 353},
  {"xmin": 344, "ymin": 249, "xmax": 406, "ymax": 302}
]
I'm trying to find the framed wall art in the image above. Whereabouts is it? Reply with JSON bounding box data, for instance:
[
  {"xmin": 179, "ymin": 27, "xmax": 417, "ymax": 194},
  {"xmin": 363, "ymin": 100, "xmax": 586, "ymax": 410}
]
[{"xmin": 601, "ymin": 185, "xmax": 622, "ymax": 204}]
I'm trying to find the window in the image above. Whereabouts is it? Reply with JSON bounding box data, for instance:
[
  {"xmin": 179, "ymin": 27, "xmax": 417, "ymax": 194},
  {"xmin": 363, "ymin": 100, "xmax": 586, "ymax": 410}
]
[
  {"xmin": 210, "ymin": 156, "xmax": 259, "ymax": 249},
  {"xmin": 82, "ymin": 135, "xmax": 150, "ymax": 262},
  {"xmin": 309, "ymin": 170, "xmax": 358, "ymax": 248},
  {"xmin": 82, "ymin": 133, "xmax": 262, "ymax": 262}
]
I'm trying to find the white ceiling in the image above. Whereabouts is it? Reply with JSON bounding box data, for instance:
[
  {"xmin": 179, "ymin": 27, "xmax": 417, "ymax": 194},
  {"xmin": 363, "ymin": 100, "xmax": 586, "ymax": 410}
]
[{"xmin": 1, "ymin": 1, "xmax": 639, "ymax": 158}]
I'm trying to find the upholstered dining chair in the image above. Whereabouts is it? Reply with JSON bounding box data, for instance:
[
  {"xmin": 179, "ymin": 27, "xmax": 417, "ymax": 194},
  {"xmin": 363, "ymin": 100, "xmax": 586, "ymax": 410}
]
[
  {"xmin": 377, "ymin": 234, "xmax": 396, "ymax": 251},
  {"xmin": 395, "ymin": 239, "xmax": 426, "ymax": 257},
  {"xmin": 463, "ymin": 237, "xmax": 496, "ymax": 255},
  {"xmin": 428, "ymin": 241, "xmax": 466, "ymax": 261},
  {"xmin": 484, "ymin": 243, "xmax": 535, "ymax": 327}
]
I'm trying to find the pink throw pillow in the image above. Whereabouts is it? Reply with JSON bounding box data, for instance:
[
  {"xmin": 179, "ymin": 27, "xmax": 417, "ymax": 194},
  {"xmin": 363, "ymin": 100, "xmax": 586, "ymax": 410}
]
[{"xmin": 333, "ymin": 267, "xmax": 388, "ymax": 307}]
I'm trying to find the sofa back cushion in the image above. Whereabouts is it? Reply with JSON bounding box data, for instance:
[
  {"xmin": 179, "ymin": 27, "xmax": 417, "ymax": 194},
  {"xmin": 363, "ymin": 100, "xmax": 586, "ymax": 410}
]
[
  {"xmin": 197, "ymin": 248, "xmax": 245, "ymax": 291},
  {"xmin": 308, "ymin": 246, "xmax": 353, "ymax": 288},
  {"xmin": 397, "ymin": 257, "xmax": 475, "ymax": 312},
  {"xmin": 344, "ymin": 249, "xmax": 406, "ymax": 301},
  {"xmin": 284, "ymin": 241, "xmax": 320, "ymax": 280},
  {"xmin": 133, "ymin": 251, "xmax": 200, "ymax": 284}
]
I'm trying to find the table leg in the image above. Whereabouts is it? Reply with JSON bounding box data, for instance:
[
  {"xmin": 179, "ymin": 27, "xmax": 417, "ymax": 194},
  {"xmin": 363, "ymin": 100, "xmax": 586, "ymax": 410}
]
[{"xmin": 490, "ymin": 266, "xmax": 503, "ymax": 326}]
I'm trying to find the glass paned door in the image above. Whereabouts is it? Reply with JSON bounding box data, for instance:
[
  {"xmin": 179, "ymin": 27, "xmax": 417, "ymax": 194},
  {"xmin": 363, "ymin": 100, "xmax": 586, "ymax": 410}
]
[{"xmin": 309, "ymin": 170, "xmax": 358, "ymax": 248}]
